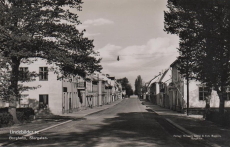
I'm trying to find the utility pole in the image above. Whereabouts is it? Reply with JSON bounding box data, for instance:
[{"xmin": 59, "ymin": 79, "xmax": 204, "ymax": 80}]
[
  {"xmin": 186, "ymin": 56, "xmax": 189, "ymax": 116},
  {"xmin": 187, "ymin": 76, "xmax": 189, "ymax": 116}
]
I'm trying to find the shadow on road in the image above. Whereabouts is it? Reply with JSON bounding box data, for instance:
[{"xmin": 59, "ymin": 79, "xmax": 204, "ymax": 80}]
[
  {"xmin": 9, "ymin": 111, "xmax": 213, "ymax": 147},
  {"xmin": 11, "ymin": 112, "xmax": 182, "ymax": 147}
]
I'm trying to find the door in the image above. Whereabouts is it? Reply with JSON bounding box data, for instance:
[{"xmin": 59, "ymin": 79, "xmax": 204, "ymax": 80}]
[
  {"xmin": 39, "ymin": 94, "xmax": 48, "ymax": 109},
  {"xmin": 69, "ymin": 98, "xmax": 72, "ymax": 113}
]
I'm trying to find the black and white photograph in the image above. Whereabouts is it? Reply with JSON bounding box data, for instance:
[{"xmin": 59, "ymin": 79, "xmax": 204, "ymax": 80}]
[{"xmin": 0, "ymin": 0, "xmax": 230, "ymax": 146}]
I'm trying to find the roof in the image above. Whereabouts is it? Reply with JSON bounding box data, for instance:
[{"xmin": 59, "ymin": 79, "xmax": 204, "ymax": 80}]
[
  {"xmin": 85, "ymin": 74, "xmax": 100, "ymax": 81},
  {"xmin": 108, "ymin": 77, "xmax": 115, "ymax": 80},
  {"xmin": 146, "ymin": 74, "xmax": 161, "ymax": 87},
  {"xmin": 159, "ymin": 68, "xmax": 171, "ymax": 83},
  {"xmin": 170, "ymin": 59, "xmax": 179, "ymax": 67}
]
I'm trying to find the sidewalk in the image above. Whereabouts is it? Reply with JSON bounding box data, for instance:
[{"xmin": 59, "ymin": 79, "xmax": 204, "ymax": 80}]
[
  {"xmin": 60, "ymin": 98, "xmax": 123, "ymax": 118},
  {"xmin": 0, "ymin": 99, "xmax": 123, "ymax": 146},
  {"xmin": 142, "ymin": 100, "xmax": 230, "ymax": 147}
]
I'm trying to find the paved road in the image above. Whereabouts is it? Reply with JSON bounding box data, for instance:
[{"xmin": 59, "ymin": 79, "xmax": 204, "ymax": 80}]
[{"xmin": 7, "ymin": 96, "xmax": 211, "ymax": 147}]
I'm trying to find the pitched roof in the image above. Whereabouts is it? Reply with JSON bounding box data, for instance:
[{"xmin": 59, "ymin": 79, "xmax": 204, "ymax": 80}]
[
  {"xmin": 159, "ymin": 68, "xmax": 170, "ymax": 83},
  {"xmin": 170, "ymin": 59, "xmax": 179, "ymax": 67},
  {"xmin": 146, "ymin": 74, "xmax": 161, "ymax": 87}
]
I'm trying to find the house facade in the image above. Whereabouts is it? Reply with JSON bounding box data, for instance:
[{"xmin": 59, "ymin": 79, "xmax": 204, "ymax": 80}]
[
  {"xmin": 146, "ymin": 59, "xmax": 230, "ymax": 114},
  {"xmin": 0, "ymin": 58, "xmax": 122, "ymax": 115},
  {"xmin": 158, "ymin": 69, "xmax": 171, "ymax": 109},
  {"xmin": 168, "ymin": 60, "xmax": 230, "ymax": 113},
  {"xmin": 169, "ymin": 61, "xmax": 186, "ymax": 112},
  {"xmin": 146, "ymin": 74, "xmax": 161, "ymax": 104}
]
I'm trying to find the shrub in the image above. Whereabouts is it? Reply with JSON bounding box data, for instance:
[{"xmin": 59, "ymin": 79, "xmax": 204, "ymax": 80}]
[
  {"xmin": 0, "ymin": 108, "xmax": 8, "ymax": 113},
  {"xmin": 17, "ymin": 108, "xmax": 34, "ymax": 117},
  {"xmin": 16, "ymin": 111, "xmax": 26, "ymax": 123},
  {"xmin": 206, "ymin": 110, "xmax": 230, "ymax": 126},
  {"xmin": 16, "ymin": 108, "xmax": 35, "ymax": 122},
  {"xmin": 0, "ymin": 111, "xmax": 13, "ymax": 127},
  {"xmin": 0, "ymin": 108, "xmax": 35, "ymax": 125}
]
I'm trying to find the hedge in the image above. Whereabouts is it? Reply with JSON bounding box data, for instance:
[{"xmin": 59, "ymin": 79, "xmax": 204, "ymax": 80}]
[
  {"xmin": 0, "ymin": 111, "xmax": 13, "ymax": 127},
  {"xmin": 0, "ymin": 108, "xmax": 8, "ymax": 113},
  {"xmin": 206, "ymin": 110, "xmax": 230, "ymax": 126},
  {"xmin": 0, "ymin": 108, "xmax": 35, "ymax": 126},
  {"xmin": 16, "ymin": 108, "xmax": 35, "ymax": 122}
]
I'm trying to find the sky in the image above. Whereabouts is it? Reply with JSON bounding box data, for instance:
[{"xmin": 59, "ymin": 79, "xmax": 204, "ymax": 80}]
[{"xmin": 72, "ymin": 0, "xmax": 179, "ymax": 88}]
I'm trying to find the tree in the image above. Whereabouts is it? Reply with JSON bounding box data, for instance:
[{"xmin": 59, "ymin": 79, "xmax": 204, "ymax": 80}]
[
  {"xmin": 164, "ymin": 0, "xmax": 230, "ymax": 116},
  {"xmin": 134, "ymin": 75, "xmax": 143, "ymax": 97},
  {"xmin": 117, "ymin": 77, "xmax": 133, "ymax": 97},
  {"xmin": 0, "ymin": 0, "xmax": 102, "ymax": 123},
  {"xmin": 0, "ymin": 54, "xmax": 11, "ymax": 100},
  {"xmin": 126, "ymin": 84, "xmax": 133, "ymax": 97}
]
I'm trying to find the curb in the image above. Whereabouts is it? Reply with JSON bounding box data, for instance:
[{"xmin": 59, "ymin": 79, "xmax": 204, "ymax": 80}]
[
  {"xmin": 0, "ymin": 120, "xmax": 73, "ymax": 147},
  {"xmin": 150, "ymin": 109, "xmax": 198, "ymax": 136},
  {"xmin": 24, "ymin": 120, "xmax": 73, "ymax": 137},
  {"xmin": 86, "ymin": 99, "xmax": 123, "ymax": 116},
  {"xmin": 0, "ymin": 99, "xmax": 123, "ymax": 147},
  {"xmin": 149, "ymin": 107, "xmax": 221, "ymax": 147},
  {"xmin": 165, "ymin": 118, "xmax": 196, "ymax": 136},
  {"xmin": 164, "ymin": 118, "xmax": 221, "ymax": 147}
]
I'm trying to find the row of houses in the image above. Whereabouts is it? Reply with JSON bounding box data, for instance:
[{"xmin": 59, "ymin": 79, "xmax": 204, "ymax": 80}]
[
  {"xmin": 145, "ymin": 60, "xmax": 230, "ymax": 114},
  {"xmin": 0, "ymin": 58, "xmax": 123, "ymax": 115}
]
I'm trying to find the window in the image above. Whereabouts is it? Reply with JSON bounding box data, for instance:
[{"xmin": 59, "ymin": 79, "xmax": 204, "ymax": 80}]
[
  {"xmin": 225, "ymin": 87, "xmax": 230, "ymax": 100},
  {"xmin": 39, "ymin": 67, "xmax": 48, "ymax": 81},
  {"xmin": 63, "ymin": 87, "xmax": 67, "ymax": 92},
  {"xmin": 20, "ymin": 94, "xmax": 29, "ymax": 107},
  {"xmin": 199, "ymin": 87, "xmax": 210, "ymax": 100},
  {"xmin": 92, "ymin": 81, "xmax": 98, "ymax": 85},
  {"xmin": 39, "ymin": 94, "xmax": 48, "ymax": 109},
  {"xmin": 19, "ymin": 67, "xmax": 28, "ymax": 81}
]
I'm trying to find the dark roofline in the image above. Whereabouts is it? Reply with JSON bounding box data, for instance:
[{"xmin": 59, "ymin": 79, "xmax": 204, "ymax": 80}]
[
  {"xmin": 108, "ymin": 77, "xmax": 115, "ymax": 80},
  {"xmin": 159, "ymin": 68, "xmax": 170, "ymax": 82},
  {"xmin": 170, "ymin": 59, "xmax": 179, "ymax": 67},
  {"xmin": 147, "ymin": 73, "xmax": 161, "ymax": 87}
]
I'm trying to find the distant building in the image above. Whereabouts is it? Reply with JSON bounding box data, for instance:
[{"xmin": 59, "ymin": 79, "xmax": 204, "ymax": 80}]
[
  {"xmin": 169, "ymin": 60, "xmax": 230, "ymax": 113},
  {"xmin": 146, "ymin": 59, "xmax": 230, "ymax": 114}
]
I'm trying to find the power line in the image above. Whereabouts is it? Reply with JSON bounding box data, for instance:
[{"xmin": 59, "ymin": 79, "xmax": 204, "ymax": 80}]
[{"xmin": 119, "ymin": 53, "xmax": 178, "ymax": 56}]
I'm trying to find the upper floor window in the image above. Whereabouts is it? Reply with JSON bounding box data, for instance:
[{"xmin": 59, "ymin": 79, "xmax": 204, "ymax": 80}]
[
  {"xmin": 19, "ymin": 67, "xmax": 29, "ymax": 81},
  {"xmin": 39, "ymin": 67, "xmax": 48, "ymax": 81},
  {"xmin": 199, "ymin": 86, "xmax": 210, "ymax": 100}
]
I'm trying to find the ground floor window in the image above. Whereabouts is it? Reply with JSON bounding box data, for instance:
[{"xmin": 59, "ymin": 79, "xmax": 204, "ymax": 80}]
[
  {"xmin": 199, "ymin": 86, "xmax": 210, "ymax": 100},
  {"xmin": 20, "ymin": 94, "xmax": 29, "ymax": 107},
  {"xmin": 225, "ymin": 87, "xmax": 230, "ymax": 100},
  {"xmin": 39, "ymin": 94, "xmax": 49, "ymax": 109},
  {"xmin": 78, "ymin": 90, "xmax": 84, "ymax": 104}
]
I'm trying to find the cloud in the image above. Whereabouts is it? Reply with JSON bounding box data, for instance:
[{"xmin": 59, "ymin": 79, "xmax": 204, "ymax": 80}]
[
  {"xmin": 75, "ymin": 18, "xmax": 114, "ymax": 37},
  {"xmin": 75, "ymin": 24, "xmax": 88, "ymax": 31},
  {"xmin": 84, "ymin": 32, "xmax": 101, "ymax": 37},
  {"xmin": 99, "ymin": 37, "xmax": 178, "ymax": 66},
  {"xmin": 98, "ymin": 37, "xmax": 179, "ymax": 86},
  {"xmin": 98, "ymin": 44, "xmax": 122, "ymax": 60},
  {"xmin": 83, "ymin": 18, "xmax": 114, "ymax": 26}
]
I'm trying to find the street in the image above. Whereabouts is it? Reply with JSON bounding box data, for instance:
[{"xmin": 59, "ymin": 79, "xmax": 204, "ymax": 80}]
[
  {"xmin": 7, "ymin": 96, "xmax": 211, "ymax": 147},
  {"xmin": 1, "ymin": 1, "xmax": 230, "ymax": 147}
]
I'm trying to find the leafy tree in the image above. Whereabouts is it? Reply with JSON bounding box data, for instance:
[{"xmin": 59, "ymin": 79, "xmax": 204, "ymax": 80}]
[
  {"xmin": 125, "ymin": 84, "xmax": 133, "ymax": 97},
  {"xmin": 117, "ymin": 77, "xmax": 133, "ymax": 97},
  {"xmin": 164, "ymin": 0, "xmax": 230, "ymax": 115},
  {"xmin": 0, "ymin": 54, "xmax": 11, "ymax": 100},
  {"xmin": 134, "ymin": 75, "xmax": 143, "ymax": 97},
  {"xmin": 0, "ymin": 0, "xmax": 102, "ymax": 123}
]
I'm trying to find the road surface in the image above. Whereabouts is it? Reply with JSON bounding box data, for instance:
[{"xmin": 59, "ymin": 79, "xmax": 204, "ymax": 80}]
[{"xmin": 7, "ymin": 96, "xmax": 211, "ymax": 147}]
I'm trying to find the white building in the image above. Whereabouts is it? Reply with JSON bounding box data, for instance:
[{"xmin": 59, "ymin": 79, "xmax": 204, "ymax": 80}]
[
  {"xmin": 0, "ymin": 58, "xmax": 122, "ymax": 115},
  {"xmin": 18, "ymin": 58, "xmax": 81, "ymax": 115}
]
